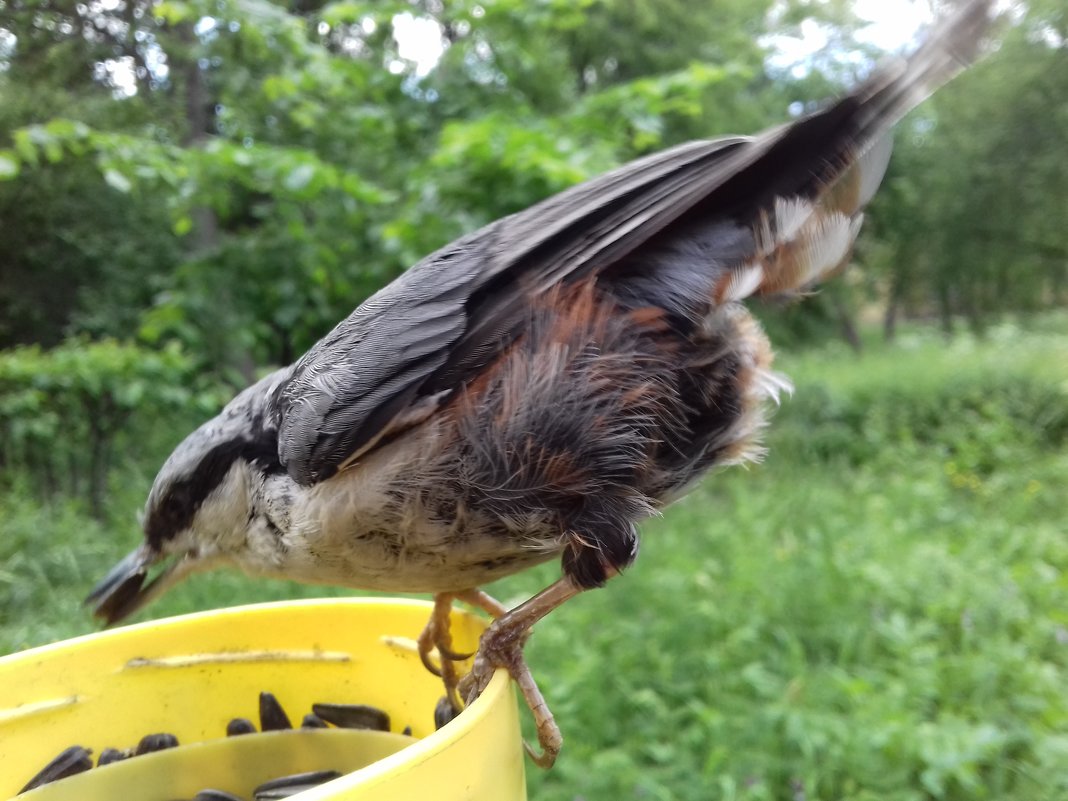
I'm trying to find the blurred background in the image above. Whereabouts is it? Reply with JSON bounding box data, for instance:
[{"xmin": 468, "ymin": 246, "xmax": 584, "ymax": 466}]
[{"xmin": 1, "ymin": 0, "xmax": 1066, "ymax": 798}]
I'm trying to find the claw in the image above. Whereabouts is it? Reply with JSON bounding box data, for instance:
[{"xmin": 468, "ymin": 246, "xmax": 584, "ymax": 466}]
[
  {"xmin": 459, "ymin": 576, "xmax": 584, "ymax": 769},
  {"xmin": 461, "ymin": 624, "xmax": 563, "ymax": 768},
  {"xmin": 417, "ymin": 632, "xmax": 444, "ymax": 678},
  {"xmin": 419, "ymin": 582, "xmax": 580, "ymax": 767},
  {"xmin": 524, "ymin": 737, "xmax": 561, "ymax": 770},
  {"xmin": 417, "ymin": 635, "xmax": 471, "ymax": 676},
  {"xmin": 417, "ymin": 593, "xmax": 467, "ymax": 712},
  {"xmin": 439, "ymin": 642, "xmax": 476, "ymax": 662}
]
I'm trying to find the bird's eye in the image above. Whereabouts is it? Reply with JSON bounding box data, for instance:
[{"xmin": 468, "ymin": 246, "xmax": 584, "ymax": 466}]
[{"xmin": 159, "ymin": 491, "xmax": 186, "ymax": 521}]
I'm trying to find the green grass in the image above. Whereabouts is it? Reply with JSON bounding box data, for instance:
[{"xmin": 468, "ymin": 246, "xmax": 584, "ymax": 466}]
[{"xmin": 2, "ymin": 315, "xmax": 1067, "ymax": 800}]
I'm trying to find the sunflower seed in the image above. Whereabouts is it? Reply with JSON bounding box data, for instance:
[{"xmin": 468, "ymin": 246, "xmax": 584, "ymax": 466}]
[
  {"xmin": 434, "ymin": 696, "xmax": 459, "ymax": 730},
  {"xmin": 300, "ymin": 713, "xmax": 327, "ymax": 728},
  {"xmin": 97, "ymin": 746, "xmax": 130, "ymax": 766},
  {"xmin": 193, "ymin": 791, "xmax": 246, "ymax": 801},
  {"xmin": 311, "ymin": 702, "xmax": 389, "ymax": 731},
  {"xmin": 252, "ymin": 770, "xmax": 341, "ymax": 799},
  {"xmin": 135, "ymin": 732, "xmax": 179, "ymax": 755},
  {"xmin": 259, "ymin": 692, "xmax": 292, "ymax": 731},
  {"xmin": 19, "ymin": 745, "xmax": 93, "ymax": 793},
  {"xmin": 226, "ymin": 717, "xmax": 257, "ymax": 736}
]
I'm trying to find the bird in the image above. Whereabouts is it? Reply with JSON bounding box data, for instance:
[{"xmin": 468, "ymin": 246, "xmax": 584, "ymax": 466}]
[{"xmin": 86, "ymin": 0, "xmax": 994, "ymax": 768}]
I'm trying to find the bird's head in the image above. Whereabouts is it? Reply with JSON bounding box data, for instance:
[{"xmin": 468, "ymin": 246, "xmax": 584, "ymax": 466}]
[{"xmin": 85, "ymin": 369, "xmax": 289, "ymax": 625}]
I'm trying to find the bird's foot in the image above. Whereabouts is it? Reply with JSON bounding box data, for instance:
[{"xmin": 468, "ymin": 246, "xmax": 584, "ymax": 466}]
[
  {"xmin": 458, "ymin": 577, "xmax": 582, "ymax": 769},
  {"xmin": 418, "ymin": 593, "xmax": 472, "ymax": 714},
  {"xmin": 418, "ymin": 589, "xmax": 508, "ymax": 718},
  {"xmin": 460, "ymin": 617, "xmax": 561, "ymax": 768},
  {"xmin": 421, "ymin": 580, "xmax": 580, "ymax": 766}
]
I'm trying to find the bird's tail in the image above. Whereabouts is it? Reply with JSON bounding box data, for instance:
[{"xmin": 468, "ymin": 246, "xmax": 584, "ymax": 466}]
[
  {"xmin": 705, "ymin": 0, "xmax": 995, "ymax": 304},
  {"xmin": 850, "ymin": 0, "xmax": 994, "ymax": 136}
]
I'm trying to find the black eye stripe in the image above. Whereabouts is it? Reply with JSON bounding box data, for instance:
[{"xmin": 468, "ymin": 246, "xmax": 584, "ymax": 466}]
[{"xmin": 145, "ymin": 434, "xmax": 281, "ymax": 549}]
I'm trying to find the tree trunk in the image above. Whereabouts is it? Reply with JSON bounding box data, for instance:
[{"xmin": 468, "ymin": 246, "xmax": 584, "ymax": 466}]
[
  {"xmin": 270, "ymin": 321, "xmax": 295, "ymax": 366},
  {"xmin": 86, "ymin": 394, "xmax": 117, "ymax": 520},
  {"xmin": 936, "ymin": 282, "xmax": 954, "ymax": 340},
  {"xmin": 87, "ymin": 418, "xmax": 107, "ymax": 520},
  {"xmin": 831, "ymin": 294, "xmax": 862, "ymax": 354},
  {"xmin": 176, "ymin": 23, "xmax": 254, "ymax": 381},
  {"xmin": 179, "ymin": 24, "xmax": 220, "ymax": 249},
  {"xmin": 883, "ymin": 268, "xmax": 906, "ymax": 343},
  {"xmin": 883, "ymin": 296, "xmax": 898, "ymax": 343},
  {"xmin": 68, "ymin": 448, "xmax": 80, "ymax": 498}
]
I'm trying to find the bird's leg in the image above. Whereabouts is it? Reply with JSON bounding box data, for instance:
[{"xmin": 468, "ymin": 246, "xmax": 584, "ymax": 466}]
[
  {"xmin": 418, "ymin": 588, "xmax": 509, "ymax": 717},
  {"xmin": 459, "ymin": 574, "xmax": 586, "ymax": 769},
  {"xmin": 454, "ymin": 587, "xmax": 509, "ymax": 619},
  {"xmin": 418, "ymin": 592, "xmax": 468, "ymax": 712}
]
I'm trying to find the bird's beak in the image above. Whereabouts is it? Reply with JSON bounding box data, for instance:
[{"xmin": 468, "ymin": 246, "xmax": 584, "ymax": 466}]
[{"xmin": 84, "ymin": 545, "xmax": 196, "ymax": 626}]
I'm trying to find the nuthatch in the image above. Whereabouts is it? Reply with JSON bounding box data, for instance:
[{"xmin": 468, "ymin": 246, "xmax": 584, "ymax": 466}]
[{"xmin": 88, "ymin": 1, "xmax": 993, "ymax": 767}]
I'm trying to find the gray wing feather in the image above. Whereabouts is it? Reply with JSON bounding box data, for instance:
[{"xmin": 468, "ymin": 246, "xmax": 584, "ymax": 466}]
[
  {"xmin": 271, "ymin": 0, "xmax": 992, "ymax": 486},
  {"xmin": 273, "ymin": 252, "xmax": 479, "ymax": 483},
  {"xmin": 271, "ymin": 136, "xmax": 752, "ymax": 485}
]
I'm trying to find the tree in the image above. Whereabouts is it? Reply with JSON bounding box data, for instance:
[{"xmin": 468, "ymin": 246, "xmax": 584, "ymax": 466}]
[
  {"xmin": 1, "ymin": 0, "xmax": 1063, "ymax": 365},
  {"xmin": 868, "ymin": 1, "xmax": 1067, "ymax": 336}
]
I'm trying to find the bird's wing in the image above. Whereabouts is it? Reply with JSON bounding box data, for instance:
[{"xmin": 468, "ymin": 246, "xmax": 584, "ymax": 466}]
[
  {"xmin": 269, "ymin": 136, "xmax": 748, "ymax": 485},
  {"xmin": 271, "ymin": 0, "xmax": 992, "ymax": 486}
]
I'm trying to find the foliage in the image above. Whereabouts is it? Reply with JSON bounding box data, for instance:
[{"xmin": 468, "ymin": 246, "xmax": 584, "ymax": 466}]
[
  {"xmin": 0, "ymin": 0, "xmax": 795, "ymax": 367},
  {"xmin": 0, "ymin": 339, "xmax": 223, "ymax": 515},
  {"xmin": 869, "ymin": 4, "xmax": 1068, "ymax": 335},
  {"xmin": 0, "ymin": 156, "xmax": 178, "ymax": 347},
  {"xmin": 4, "ymin": 0, "xmax": 1060, "ymax": 365},
  {"xmin": 777, "ymin": 362, "xmax": 1068, "ymax": 471}
]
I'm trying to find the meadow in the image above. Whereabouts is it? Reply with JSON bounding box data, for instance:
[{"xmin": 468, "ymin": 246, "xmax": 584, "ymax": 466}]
[{"xmin": 2, "ymin": 316, "xmax": 1067, "ymax": 800}]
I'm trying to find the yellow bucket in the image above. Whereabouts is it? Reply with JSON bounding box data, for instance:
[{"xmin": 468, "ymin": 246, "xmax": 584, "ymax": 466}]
[{"xmin": 0, "ymin": 598, "xmax": 526, "ymax": 800}]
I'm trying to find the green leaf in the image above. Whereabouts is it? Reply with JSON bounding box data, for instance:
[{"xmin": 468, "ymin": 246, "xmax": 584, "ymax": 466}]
[
  {"xmin": 103, "ymin": 169, "xmax": 133, "ymax": 193},
  {"xmin": 0, "ymin": 152, "xmax": 19, "ymax": 180},
  {"xmin": 12, "ymin": 130, "xmax": 39, "ymax": 166},
  {"xmin": 283, "ymin": 163, "xmax": 316, "ymax": 192},
  {"xmin": 153, "ymin": 0, "xmax": 192, "ymax": 24}
]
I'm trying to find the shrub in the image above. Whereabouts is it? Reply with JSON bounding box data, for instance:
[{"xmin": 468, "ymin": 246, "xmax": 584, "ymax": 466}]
[
  {"xmin": 0, "ymin": 339, "xmax": 225, "ymax": 517},
  {"xmin": 772, "ymin": 373, "xmax": 1068, "ymax": 473}
]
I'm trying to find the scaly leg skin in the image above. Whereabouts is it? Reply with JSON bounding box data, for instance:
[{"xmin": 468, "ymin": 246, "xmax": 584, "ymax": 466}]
[
  {"xmin": 418, "ymin": 588, "xmax": 509, "ymax": 718},
  {"xmin": 455, "ymin": 587, "xmax": 509, "ymax": 619},
  {"xmin": 459, "ymin": 576, "xmax": 585, "ymax": 769},
  {"xmin": 418, "ymin": 592, "xmax": 468, "ymax": 712}
]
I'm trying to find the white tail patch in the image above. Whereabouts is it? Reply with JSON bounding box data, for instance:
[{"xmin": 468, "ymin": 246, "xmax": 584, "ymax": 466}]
[
  {"xmin": 751, "ymin": 196, "xmax": 816, "ymax": 255},
  {"xmin": 773, "ymin": 196, "xmax": 814, "ymax": 242},
  {"xmin": 717, "ymin": 176, "xmax": 870, "ymax": 303},
  {"xmin": 796, "ymin": 211, "xmax": 855, "ymax": 284},
  {"xmin": 718, "ymin": 263, "xmax": 765, "ymax": 302},
  {"xmin": 848, "ymin": 213, "xmax": 865, "ymax": 247},
  {"xmin": 741, "ymin": 198, "xmax": 862, "ymax": 295},
  {"xmin": 856, "ymin": 134, "xmax": 894, "ymax": 208}
]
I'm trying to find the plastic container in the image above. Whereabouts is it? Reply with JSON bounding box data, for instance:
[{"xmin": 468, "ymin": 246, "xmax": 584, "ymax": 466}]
[{"xmin": 0, "ymin": 598, "xmax": 525, "ymax": 800}]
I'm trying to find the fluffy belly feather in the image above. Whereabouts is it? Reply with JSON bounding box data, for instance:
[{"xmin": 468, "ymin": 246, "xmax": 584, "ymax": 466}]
[
  {"xmin": 269, "ymin": 428, "xmax": 563, "ymax": 593},
  {"xmin": 255, "ymin": 299, "xmax": 779, "ymax": 595}
]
